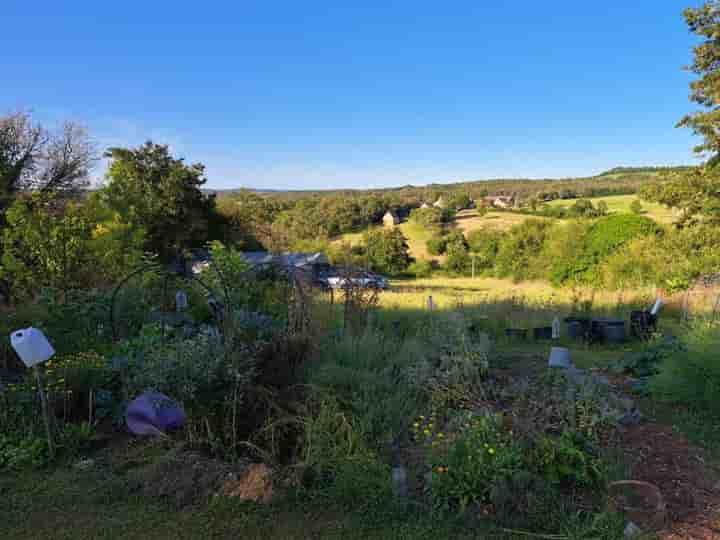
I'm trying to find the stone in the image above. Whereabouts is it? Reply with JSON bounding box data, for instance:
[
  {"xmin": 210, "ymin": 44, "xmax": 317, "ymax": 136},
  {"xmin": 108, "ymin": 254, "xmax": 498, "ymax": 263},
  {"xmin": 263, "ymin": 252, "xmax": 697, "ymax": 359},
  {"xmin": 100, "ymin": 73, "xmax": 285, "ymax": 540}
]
[
  {"xmin": 73, "ymin": 458, "xmax": 95, "ymax": 471},
  {"xmin": 220, "ymin": 463, "xmax": 274, "ymax": 503},
  {"xmin": 391, "ymin": 466, "xmax": 408, "ymax": 498},
  {"xmin": 618, "ymin": 409, "xmax": 643, "ymax": 426},
  {"xmin": 624, "ymin": 521, "xmax": 642, "ymax": 538}
]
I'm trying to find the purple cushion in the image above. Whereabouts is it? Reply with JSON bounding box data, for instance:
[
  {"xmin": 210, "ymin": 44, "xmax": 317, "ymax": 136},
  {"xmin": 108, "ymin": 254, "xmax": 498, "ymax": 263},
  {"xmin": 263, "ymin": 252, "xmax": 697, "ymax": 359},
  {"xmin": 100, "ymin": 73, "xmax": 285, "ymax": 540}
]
[{"xmin": 126, "ymin": 391, "xmax": 186, "ymax": 436}]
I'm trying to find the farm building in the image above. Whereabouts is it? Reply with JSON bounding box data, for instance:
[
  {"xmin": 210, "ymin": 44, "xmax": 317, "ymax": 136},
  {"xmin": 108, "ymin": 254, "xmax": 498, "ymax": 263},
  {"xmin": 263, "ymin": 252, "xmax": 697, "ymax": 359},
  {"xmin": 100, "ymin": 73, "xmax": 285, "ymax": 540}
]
[
  {"xmin": 420, "ymin": 202, "xmax": 431, "ymax": 209},
  {"xmin": 480, "ymin": 195, "xmax": 517, "ymax": 209},
  {"xmin": 383, "ymin": 210, "xmax": 400, "ymax": 227}
]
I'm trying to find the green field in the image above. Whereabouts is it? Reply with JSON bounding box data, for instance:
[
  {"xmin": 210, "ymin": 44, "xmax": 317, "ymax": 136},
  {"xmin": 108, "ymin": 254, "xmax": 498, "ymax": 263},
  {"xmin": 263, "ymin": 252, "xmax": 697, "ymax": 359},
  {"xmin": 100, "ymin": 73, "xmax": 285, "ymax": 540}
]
[
  {"xmin": 335, "ymin": 193, "xmax": 677, "ymax": 263},
  {"xmin": 545, "ymin": 194, "xmax": 677, "ymax": 224}
]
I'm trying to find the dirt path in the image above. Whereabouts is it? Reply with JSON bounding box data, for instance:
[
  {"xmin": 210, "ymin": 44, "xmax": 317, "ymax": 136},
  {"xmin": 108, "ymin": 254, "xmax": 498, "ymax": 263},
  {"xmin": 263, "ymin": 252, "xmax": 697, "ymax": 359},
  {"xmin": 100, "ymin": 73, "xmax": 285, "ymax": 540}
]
[{"xmin": 618, "ymin": 417, "xmax": 720, "ymax": 539}]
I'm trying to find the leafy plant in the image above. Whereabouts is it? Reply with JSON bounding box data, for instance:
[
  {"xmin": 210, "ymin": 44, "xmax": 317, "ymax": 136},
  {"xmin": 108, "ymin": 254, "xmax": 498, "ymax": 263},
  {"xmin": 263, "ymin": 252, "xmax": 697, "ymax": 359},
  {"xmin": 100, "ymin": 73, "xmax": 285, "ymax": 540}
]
[
  {"xmin": 428, "ymin": 414, "xmax": 522, "ymax": 514},
  {"xmin": 532, "ymin": 430, "xmax": 602, "ymax": 487}
]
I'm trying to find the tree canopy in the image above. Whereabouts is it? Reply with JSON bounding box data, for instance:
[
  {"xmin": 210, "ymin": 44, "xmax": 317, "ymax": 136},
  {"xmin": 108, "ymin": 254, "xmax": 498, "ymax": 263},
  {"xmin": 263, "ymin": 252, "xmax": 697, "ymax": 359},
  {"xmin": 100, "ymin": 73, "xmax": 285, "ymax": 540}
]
[
  {"xmin": 0, "ymin": 111, "xmax": 96, "ymax": 212},
  {"xmin": 101, "ymin": 142, "xmax": 217, "ymax": 260}
]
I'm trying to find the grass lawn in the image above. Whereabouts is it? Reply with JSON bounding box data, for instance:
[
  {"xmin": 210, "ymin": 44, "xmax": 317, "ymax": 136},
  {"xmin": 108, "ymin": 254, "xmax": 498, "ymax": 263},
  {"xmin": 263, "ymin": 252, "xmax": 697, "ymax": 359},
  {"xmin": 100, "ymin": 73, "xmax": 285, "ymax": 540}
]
[{"xmin": 545, "ymin": 194, "xmax": 678, "ymax": 224}]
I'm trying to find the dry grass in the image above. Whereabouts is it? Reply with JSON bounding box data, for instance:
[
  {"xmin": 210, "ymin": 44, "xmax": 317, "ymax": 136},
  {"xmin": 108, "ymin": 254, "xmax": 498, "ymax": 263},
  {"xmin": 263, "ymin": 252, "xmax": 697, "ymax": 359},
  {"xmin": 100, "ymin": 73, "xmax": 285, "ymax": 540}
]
[
  {"xmin": 383, "ymin": 276, "xmax": 659, "ymax": 312},
  {"xmin": 454, "ymin": 209, "xmax": 549, "ymax": 234}
]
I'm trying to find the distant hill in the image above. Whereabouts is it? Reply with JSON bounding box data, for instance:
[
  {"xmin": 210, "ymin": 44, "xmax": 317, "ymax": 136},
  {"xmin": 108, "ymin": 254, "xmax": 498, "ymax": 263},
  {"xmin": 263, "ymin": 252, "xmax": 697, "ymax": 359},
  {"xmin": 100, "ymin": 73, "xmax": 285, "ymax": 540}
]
[{"xmin": 209, "ymin": 165, "xmax": 693, "ymax": 201}]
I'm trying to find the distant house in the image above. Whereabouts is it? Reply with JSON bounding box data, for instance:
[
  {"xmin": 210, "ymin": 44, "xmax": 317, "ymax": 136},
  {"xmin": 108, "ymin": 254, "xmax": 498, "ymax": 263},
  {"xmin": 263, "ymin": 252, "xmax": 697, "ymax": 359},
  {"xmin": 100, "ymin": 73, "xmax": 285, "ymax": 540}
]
[
  {"xmin": 479, "ymin": 195, "xmax": 516, "ymax": 209},
  {"xmin": 433, "ymin": 197, "xmax": 446, "ymax": 209},
  {"xmin": 383, "ymin": 210, "xmax": 400, "ymax": 228},
  {"xmin": 420, "ymin": 202, "xmax": 431, "ymax": 210}
]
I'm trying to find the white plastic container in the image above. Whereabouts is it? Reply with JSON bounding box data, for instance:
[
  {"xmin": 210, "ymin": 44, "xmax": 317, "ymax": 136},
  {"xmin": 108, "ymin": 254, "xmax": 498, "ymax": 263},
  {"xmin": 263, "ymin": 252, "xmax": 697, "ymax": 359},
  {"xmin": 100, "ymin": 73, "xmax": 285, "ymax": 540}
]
[
  {"xmin": 650, "ymin": 298, "xmax": 664, "ymax": 316},
  {"xmin": 10, "ymin": 327, "xmax": 55, "ymax": 368}
]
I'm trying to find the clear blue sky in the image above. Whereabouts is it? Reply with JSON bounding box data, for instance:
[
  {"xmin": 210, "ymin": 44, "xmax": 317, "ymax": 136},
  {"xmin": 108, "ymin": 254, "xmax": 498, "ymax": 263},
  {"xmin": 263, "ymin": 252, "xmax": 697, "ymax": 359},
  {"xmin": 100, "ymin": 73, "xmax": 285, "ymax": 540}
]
[{"xmin": 0, "ymin": 1, "xmax": 703, "ymax": 190}]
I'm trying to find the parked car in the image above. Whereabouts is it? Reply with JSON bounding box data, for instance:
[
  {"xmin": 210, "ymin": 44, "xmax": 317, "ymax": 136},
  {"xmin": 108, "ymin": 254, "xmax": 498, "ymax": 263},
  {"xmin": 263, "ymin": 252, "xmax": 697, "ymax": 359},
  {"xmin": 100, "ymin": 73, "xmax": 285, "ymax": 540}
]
[{"xmin": 317, "ymin": 270, "xmax": 389, "ymax": 291}]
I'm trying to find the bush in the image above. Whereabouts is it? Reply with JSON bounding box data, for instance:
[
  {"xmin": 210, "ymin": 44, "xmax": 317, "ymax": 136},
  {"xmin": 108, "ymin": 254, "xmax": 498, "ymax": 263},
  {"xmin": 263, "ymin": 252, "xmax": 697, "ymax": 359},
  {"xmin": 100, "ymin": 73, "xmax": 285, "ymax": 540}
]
[
  {"xmin": 466, "ymin": 229, "xmax": 503, "ymax": 271},
  {"xmin": 495, "ymin": 219, "xmax": 552, "ymax": 281},
  {"xmin": 651, "ymin": 321, "xmax": 720, "ymax": 413},
  {"xmin": 426, "ymin": 235, "xmax": 448, "ymax": 256},
  {"xmin": 445, "ymin": 243, "xmax": 472, "ymax": 275},
  {"xmin": 408, "ymin": 259, "xmax": 434, "ymax": 278},
  {"xmin": 428, "ymin": 414, "xmax": 523, "ymax": 513},
  {"xmin": 549, "ymin": 214, "xmax": 661, "ymax": 286}
]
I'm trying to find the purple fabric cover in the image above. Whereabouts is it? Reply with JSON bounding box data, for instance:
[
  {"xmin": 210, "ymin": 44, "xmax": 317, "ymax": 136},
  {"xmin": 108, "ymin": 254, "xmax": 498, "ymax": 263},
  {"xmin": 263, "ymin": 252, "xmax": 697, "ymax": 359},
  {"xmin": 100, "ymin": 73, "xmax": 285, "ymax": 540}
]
[{"xmin": 126, "ymin": 391, "xmax": 186, "ymax": 436}]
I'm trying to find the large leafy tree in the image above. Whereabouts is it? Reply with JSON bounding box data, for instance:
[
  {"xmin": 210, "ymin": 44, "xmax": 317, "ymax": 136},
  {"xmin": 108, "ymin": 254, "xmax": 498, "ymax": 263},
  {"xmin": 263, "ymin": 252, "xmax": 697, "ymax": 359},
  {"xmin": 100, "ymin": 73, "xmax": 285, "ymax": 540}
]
[
  {"xmin": 363, "ymin": 228, "xmax": 412, "ymax": 276},
  {"xmin": 102, "ymin": 142, "xmax": 217, "ymax": 260},
  {"xmin": 0, "ymin": 111, "xmax": 96, "ymax": 212},
  {"xmin": 0, "ymin": 194, "xmax": 95, "ymax": 301}
]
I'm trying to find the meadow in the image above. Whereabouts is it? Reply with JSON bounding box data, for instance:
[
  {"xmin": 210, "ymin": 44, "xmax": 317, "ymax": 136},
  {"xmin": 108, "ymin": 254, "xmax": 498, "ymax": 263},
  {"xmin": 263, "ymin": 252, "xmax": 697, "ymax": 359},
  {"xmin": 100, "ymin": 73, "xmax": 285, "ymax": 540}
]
[{"xmin": 545, "ymin": 194, "xmax": 678, "ymax": 224}]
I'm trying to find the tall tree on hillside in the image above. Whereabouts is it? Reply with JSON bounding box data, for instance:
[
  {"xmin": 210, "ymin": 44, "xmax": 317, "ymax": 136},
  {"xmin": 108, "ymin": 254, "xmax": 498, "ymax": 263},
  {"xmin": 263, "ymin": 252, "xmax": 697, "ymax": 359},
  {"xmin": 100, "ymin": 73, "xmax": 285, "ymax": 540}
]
[
  {"xmin": 641, "ymin": 2, "xmax": 720, "ymax": 226},
  {"xmin": 678, "ymin": 1, "xmax": 720, "ymax": 160},
  {"xmin": 0, "ymin": 111, "xmax": 96, "ymax": 211},
  {"xmin": 101, "ymin": 142, "xmax": 216, "ymax": 260}
]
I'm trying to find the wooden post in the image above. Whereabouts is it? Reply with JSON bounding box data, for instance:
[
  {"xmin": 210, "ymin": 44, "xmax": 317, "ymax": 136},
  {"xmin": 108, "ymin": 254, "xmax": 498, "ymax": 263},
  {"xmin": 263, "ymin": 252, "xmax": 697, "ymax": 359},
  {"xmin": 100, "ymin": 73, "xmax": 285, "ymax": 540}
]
[
  {"xmin": 34, "ymin": 367, "xmax": 55, "ymax": 459},
  {"xmin": 472, "ymin": 255, "xmax": 476, "ymax": 279}
]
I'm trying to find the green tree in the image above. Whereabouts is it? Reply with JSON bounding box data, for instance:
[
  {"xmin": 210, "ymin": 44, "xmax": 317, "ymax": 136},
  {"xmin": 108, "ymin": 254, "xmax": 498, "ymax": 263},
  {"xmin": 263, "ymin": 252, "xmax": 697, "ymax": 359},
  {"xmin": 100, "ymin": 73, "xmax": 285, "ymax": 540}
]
[
  {"xmin": 495, "ymin": 219, "xmax": 552, "ymax": 281},
  {"xmin": 101, "ymin": 142, "xmax": 216, "ymax": 260},
  {"xmin": 678, "ymin": 2, "xmax": 720, "ymax": 158},
  {"xmin": 444, "ymin": 230, "xmax": 470, "ymax": 275},
  {"xmin": 467, "ymin": 229, "xmax": 503, "ymax": 271},
  {"xmin": 630, "ymin": 199, "xmax": 643, "ymax": 214},
  {"xmin": 446, "ymin": 192, "xmax": 472, "ymax": 211},
  {"xmin": 363, "ymin": 228, "xmax": 412, "ymax": 276},
  {"xmin": 0, "ymin": 194, "xmax": 95, "ymax": 301}
]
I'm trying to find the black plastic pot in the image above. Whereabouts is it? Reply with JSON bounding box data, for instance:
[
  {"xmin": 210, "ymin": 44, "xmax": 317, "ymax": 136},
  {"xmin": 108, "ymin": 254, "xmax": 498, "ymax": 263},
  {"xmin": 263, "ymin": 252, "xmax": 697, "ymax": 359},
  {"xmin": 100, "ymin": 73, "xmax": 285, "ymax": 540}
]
[
  {"xmin": 505, "ymin": 328, "xmax": 528, "ymax": 340},
  {"xmin": 602, "ymin": 320, "xmax": 626, "ymax": 343},
  {"xmin": 565, "ymin": 316, "xmax": 590, "ymax": 340},
  {"xmin": 533, "ymin": 326, "xmax": 553, "ymax": 340},
  {"xmin": 567, "ymin": 321, "xmax": 583, "ymax": 339}
]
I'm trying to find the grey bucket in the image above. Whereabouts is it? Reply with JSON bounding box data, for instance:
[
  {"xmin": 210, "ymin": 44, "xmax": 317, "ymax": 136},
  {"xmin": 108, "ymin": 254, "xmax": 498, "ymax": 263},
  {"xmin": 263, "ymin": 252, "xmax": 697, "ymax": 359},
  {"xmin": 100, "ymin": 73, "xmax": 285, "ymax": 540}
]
[{"xmin": 548, "ymin": 347, "xmax": 572, "ymax": 368}]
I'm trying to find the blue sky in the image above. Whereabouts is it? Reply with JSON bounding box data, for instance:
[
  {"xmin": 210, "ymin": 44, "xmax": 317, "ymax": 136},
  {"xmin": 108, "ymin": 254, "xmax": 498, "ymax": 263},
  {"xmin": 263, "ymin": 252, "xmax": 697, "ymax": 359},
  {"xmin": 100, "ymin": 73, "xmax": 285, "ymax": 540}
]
[{"xmin": 0, "ymin": 1, "xmax": 703, "ymax": 190}]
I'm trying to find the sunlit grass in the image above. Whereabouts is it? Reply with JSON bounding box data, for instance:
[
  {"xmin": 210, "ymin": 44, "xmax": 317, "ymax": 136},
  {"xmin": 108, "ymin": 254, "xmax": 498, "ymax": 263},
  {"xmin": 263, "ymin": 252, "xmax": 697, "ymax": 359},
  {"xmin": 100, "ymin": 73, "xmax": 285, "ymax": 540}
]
[{"xmin": 546, "ymin": 194, "xmax": 677, "ymax": 224}]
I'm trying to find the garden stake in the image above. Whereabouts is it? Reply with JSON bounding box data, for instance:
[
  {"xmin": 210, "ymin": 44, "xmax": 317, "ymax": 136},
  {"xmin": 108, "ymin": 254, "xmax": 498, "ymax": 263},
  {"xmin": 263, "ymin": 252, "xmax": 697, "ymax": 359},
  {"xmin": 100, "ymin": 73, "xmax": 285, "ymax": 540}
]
[{"xmin": 34, "ymin": 366, "xmax": 55, "ymax": 459}]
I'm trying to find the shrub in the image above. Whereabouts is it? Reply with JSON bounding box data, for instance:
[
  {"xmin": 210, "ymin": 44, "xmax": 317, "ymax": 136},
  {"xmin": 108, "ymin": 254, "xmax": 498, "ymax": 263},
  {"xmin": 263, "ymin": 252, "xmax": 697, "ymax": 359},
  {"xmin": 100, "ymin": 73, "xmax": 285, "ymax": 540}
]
[
  {"xmin": 549, "ymin": 214, "xmax": 661, "ymax": 286},
  {"xmin": 408, "ymin": 259, "xmax": 434, "ymax": 278},
  {"xmin": 495, "ymin": 219, "xmax": 552, "ymax": 281},
  {"xmin": 426, "ymin": 235, "xmax": 447, "ymax": 256},
  {"xmin": 650, "ymin": 321, "xmax": 720, "ymax": 413},
  {"xmin": 466, "ymin": 229, "xmax": 503, "ymax": 271},
  {"xmin": 531, "ymin": 430, "xmax": 602, "ymax": 487},
  {"xmin": 428, "ymin": 414, "xmax": 523, "ymax": 513},
  {"xmin": 630, "ymin": 199, "xmax": 643, "ymax": 214}
]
